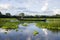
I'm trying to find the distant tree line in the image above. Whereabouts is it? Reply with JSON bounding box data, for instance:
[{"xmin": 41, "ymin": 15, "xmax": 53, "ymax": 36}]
[{"xmin": 0, "ymin": 11, "xmax": 60, "ymax": 18}]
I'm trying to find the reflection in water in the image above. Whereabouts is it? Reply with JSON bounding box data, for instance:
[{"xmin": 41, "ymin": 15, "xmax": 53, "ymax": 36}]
[
  {"xmin": 0, "ymin": 28, "xmax": 11, "ymax": 33},
  {"xmin": 0, "ymin": 28, "xmax": 6, "ymax": 32},
  {"xmin": 42, "ymin": 29, "xmax": 48, "ymax": 35},
  {"xmin": 0, "ymin": 22, "xmax": 59, "ymax": 40},
  {"xmin": 27, "ymin": 36, "xmax": 31, "ymax": 40},
  {"xmin": 42, "ymin": 29, "xmax": 48, "ymax": 40}
]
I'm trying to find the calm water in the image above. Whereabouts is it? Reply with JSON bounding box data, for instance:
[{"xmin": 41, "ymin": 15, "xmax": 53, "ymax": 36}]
[{"xmin": 0, "ymin": 21, "xmax": 60, "ymax": 40}]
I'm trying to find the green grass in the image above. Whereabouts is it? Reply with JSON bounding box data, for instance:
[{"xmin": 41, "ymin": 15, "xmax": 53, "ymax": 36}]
[
  {"xmin": 24, "ymin": 18, "xmax": 45, "ymax": 20},
  {"xmin": 0, "ymin": 18, "xmax": 60, "ymax": 31},
  {"xmin": 2, "ymin": 22, "xmax": 19, "ymax": 29},
  {"xmin": 0, "ymin": 18, "xmax": 19, "ymax": 29},
  {"xmin": 36, "ymin": 18, "xmax": 60, "ymax": 30}
]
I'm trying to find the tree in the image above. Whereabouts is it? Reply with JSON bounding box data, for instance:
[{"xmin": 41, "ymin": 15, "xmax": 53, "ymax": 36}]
[
  {"xmin": 6, "ymin": 13, "xmax": 11, "ymax": 16},
  {"xmin": 35, "ymin": 15, "xmax": 40, "ymax": 18},
  {"xmin": 0, "ymin": 12, "xmax": 2, "ymax": 15},
  {"xmin": 19, "ymin": 13, "xmax": 24, "ymax": 16},
  {"xmin": 19, "ymin": 13, "xmax": 25, "ymax": 19},
  {"xmin": 56, "ymin": 14, "xmax": 60, "ymax": 16}
]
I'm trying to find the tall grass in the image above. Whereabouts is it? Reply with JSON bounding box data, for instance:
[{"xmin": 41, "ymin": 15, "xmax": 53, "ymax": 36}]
[
  {"xmin": 2, "ymin": 22, "xmax": 19, "ymax": 29},
  {"xmin": 0, "ymin": 18, "xmax": 19, "ymax": 29},
  {"xmin": 36, "ymin": 18, "xmax": 60, "ymax": 30}
]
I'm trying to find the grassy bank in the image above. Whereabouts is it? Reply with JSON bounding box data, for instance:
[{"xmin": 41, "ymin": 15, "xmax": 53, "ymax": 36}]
[
  {"xmin": 2, "ymin": 22, "xmax": 19, "ymax": 29},
  {"xmin": 0, "ymin": 18, "xmax": 19, "ymax": 29},
  {"xmin": 36, "ymin": 18, "xmax": 60, "ymax": 30},
  {"xmin": 0, "ymin": 18, "xmax": 60, "ymax": 30}
]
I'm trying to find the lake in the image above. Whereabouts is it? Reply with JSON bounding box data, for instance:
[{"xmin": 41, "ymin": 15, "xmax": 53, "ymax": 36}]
[{"xmin": 0, "ymin": 20, "xmax": 60, "ymax": 40}]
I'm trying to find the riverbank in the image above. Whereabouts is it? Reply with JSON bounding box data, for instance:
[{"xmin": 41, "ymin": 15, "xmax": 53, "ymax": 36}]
[
  {"xmin": 36, "ymin": 18, "xmax": 60, "ymax": 30},
  {"xmin": 0, "ymin": 18, "xmax": 19, "ymax": 29},
  {"xmin": 0, "ymin": 18, "xmax": 60, "ymax": 30}
]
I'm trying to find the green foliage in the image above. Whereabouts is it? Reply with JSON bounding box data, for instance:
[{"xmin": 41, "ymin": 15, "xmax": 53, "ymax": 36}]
[
  {"xmin": 0, "ymin": 18, "xmax": 19, "ymax": 29},
  {"xmin": 36, "ymin": 19, "xmax": 60, "ymax": 30},
  {"xmin": 2, "ymin": 22, "xmax": 19, "ymax": 29},
  {"xmin": 0, "ymin": 19, "xmax": 6, "ymax": 27},
  {"xmin": 33, "ymin": 30, "xmax": 39, "ymax": 36},
  {"xmin": 19, "ymin": 13, "xmax": 24, "ymax": 16},
  {"xmin": 6, "ymin": 13, "xmax": 11, "ymax": 16},
  {"xmin": 0, "ymin": 12, "xmax": 2, "ymax": 15},
  {"xmin": 22, "ymin": 23, "xmax": 28, "ymax": 26},
  {"xmin": 16, "ymin": 29, "xmax": 18, "ymax": 32}
]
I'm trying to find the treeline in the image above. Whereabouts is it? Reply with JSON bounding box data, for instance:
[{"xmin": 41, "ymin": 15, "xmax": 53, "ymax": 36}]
[{"xmin": 0, "ymin": 11, "xmax": 60, "ymax": 18}]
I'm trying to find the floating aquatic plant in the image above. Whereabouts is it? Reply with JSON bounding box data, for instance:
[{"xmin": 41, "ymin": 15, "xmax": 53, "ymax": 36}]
[{"xmin": 33, "ymin": 30, "xmax": 39, "ymax": 36}]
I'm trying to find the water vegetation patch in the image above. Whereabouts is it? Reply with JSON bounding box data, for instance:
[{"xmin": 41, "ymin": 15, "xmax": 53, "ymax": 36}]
[
  {"xmin": 2, "ymin": 22, "xmax": 19, "ymax": 29},
  {"xmin": 33, "ymin": 30, "xmax": 39, "ymax": 36},
  {"xmin": 0, "ymin": 18, "xmax": 19, "ymax": 29},
  {"xmin": 15, "ymin": 29, "xmax": 19, "ymax": 32},
  {"xmin": 4, "ymin": 32, "xmax": 7, "ymax": 34},
  {"xmin": 22, "ymin": 23, "xmax": 28, "ymax": 26}
]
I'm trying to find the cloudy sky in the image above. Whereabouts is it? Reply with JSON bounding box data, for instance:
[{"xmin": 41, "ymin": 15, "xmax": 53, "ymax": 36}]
[{"xmin": 0, "ymin": 0, "xmax": 60, "ymax": 15}]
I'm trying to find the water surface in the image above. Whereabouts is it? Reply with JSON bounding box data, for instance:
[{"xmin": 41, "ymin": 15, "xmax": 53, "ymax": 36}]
[{"xmin": 0, "ymin": 21, "xmax": 59, "ymax": 40}]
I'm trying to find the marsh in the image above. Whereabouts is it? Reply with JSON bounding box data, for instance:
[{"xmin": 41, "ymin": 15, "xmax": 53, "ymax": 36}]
[{"xmin": 0, "ymin": 18, "xmax": 60, "ymax": 40}]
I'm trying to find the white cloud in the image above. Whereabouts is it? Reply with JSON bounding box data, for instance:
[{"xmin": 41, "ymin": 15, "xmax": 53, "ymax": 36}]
[
  {"xmin": 53, "ymin": 9, "xmax": 60, "ymax": 15},
  {"xmin": 41, "ymin": 0, "xmax": 48, "ymax": 11},
  {"xmin": 0, "ymin": 0, "xmax": 59, "ymax": 15},
  {"xmin": 0, "ymin": 3, "xmax": 11, "ymax": 10}
]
